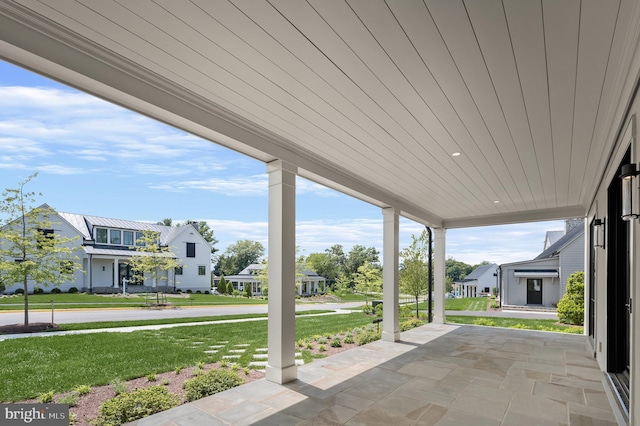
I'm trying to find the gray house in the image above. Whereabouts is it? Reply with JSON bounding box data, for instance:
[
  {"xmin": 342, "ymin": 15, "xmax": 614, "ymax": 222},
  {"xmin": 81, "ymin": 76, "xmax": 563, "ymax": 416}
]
[
  {"xmin": 455, "ymin": 263, "xmax": 498, "ymax": 298},
  {"xmin": 500, "ymin": 221, "xmax": 584, "ymax": 307}
]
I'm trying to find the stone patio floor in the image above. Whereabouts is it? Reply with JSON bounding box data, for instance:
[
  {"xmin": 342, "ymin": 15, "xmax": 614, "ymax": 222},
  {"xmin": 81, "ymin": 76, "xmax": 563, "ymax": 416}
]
[{"xmin": 127, "ymin": 323, "xmax": 619, "ymax": 425}]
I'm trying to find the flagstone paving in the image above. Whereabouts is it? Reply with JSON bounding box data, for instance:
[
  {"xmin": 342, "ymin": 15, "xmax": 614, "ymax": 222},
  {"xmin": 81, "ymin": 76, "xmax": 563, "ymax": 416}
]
[{"xmin": 128, "ymin": 323, "xmax": 619, "ymax": 425}]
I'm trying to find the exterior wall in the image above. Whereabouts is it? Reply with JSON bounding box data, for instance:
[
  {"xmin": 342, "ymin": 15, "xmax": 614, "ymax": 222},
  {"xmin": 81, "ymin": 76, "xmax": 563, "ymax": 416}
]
[
  {"xmin": 558, "ymin": 233, "xmax": 585, "ymax": 295},
  {"xmin": 2, "ymin": 212, "xmax": 85, "ymax": 294},
  {"xmin": 168, "ymin": 226, "xmax": 211, "ymax": 292},
  {"xmin": 477, "ymin": 269, "xmax": 498, "ymax": 294},
  {"xmin": 501, "ymin": 258, "xmax": 559, "ymax": 306}
]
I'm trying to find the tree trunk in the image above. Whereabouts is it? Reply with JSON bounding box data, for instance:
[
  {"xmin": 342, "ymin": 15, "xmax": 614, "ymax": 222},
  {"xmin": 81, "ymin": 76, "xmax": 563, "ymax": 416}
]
[
  {"xmin": 415, "ymin": 295, "xmax": 419, "ymax": 319},
  {"xmin": 23, "ymin": 275, "xmax": 29, "ymax": 326}
]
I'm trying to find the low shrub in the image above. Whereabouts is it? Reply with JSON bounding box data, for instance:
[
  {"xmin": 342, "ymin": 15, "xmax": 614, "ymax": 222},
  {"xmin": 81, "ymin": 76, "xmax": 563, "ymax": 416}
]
[
  {"xmin": 489, "ymin": 300, "xmax": 500, "ymax": 309},
  {"xmin": 343, "ymin": 334, "xmax": 355, "ymax": 344},
  {"xmin": 355, "ymin": 330, "xmax": 381, "ymax": 346},
  {"xmin": 33, "ymin": 287, "xmax": 44, "ymax": 295},
  {"xmin": 557, "ymin": 271, "xmax": 584, "ymax": 325},
  {"xmin": 39, "ymin": 390, "xmax": 54, "ymax": 403},
  {"xmin": 74, "ymin": 385, "xmax": 91, "ymax": 396},
  {"xmin": 330, "ymin": 338, "xmax": 342, "ymax": 348},
  {"xmin": 94, "ymin": 386, "xmax": 180, "ymax": 426},
  {"xmin": 183, "ymin": 369, "xmax": 244, "ymax": 402},
  {"xmin": 146, "ymin": 373, "xmax": 157, "ymax": 382},
  {"xmin": 111, "ymin": 378, "xmax": 128, "ymax": 396},
  {"xmin": 51, "ymin": 288, "xmax": 62, "ymax": 294},
  {"xmin": 15, "ymin": 288, "xmax": 24, "ymax": 295},
  {"xmin": 186, "ymin": 289, "xmax": 192, "ymax": 294},
  {"xmin": 400, "ymin": 318, "xmax": 424, "ymax": 331},
  {"xmin": 473, "ymin": 318, "xmax": 497, "ymax": 327},
  {"xmin": 204, "ymin": 291, "xmax": 210, "ymax": 295},
  {"xmin": 362, "ymin": 304, "xmax": 373, "ymax": 315},
  {"xmin": 196, "ymin": 290, "xmax": 202, "ymax": 294},
  {"xmin": 399, "ymin": 304, "xmax": 413, "ymax": 318},
  {"xmin": 68, "ymin": 287, "xmax": 78, "ymax": 294},
  {"xmin": 318, "ymin": 344, "xmax": 326, "ymax": 352},
  {"xmin": 374, "ymin": 303, "xmax": 383, "ymax": 317}
]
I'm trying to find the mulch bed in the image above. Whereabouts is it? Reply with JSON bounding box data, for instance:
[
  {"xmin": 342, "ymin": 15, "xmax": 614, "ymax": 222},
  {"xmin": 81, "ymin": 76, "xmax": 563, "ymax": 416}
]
[{"xmin": 0, "ymin": 322, "xmax": 59, "ymax": 334}]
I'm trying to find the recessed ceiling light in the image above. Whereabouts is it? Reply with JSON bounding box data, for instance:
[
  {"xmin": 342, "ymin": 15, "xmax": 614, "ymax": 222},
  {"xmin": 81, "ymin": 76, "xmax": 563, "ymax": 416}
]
[
  {"xmin": 452, "ymin": 152, "xmax": 461, "ymax": 157},
  {"xmin": 493, "ymin": 200, "xmax": 500, "ymax": 204}
]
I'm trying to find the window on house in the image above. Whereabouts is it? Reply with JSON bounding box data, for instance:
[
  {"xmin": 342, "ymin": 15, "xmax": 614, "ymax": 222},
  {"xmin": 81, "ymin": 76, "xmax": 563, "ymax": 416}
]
[
  {"xmin": 135, "ymin": 232, "xmax": 145, "ymax": 246},
  {"xmin": 96, "ymin": 228, "xmax": 107, "ymax": 244},
  {"xmin": 484, "ymin": 287, "xmax": 490, "ymax": 293},
  {"xmin": 123, "ymin": 231, "xmax": 134, "ymax": 246},
  {"xmin": 110, "ymin": 230, "xmax": 121, "ymax": 245},
  {"xmin": 198, "ymin": 265, "xmax": 206, "ymax": 275},
  {"xmin": 186, "ymin": 242, "xmax": 196, "ymax": 258},
  {"xmin": 175, "ymin": 266, "xmax": 183, "ymax": 275},
  {"xmin": 37, "ymin": 228, "xmax": 54, "ymax": 249}
]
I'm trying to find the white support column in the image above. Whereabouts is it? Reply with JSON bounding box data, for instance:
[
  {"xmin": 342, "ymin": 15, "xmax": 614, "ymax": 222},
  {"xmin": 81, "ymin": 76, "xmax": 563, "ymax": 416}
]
[
  {"xmin": 382, "ymin": 207, "xmax": 400, "ymax": 342},
  {"xmin": 113, "ymin": 258, "xmax": 119, "ymax": 288},
  {"xmin": 433, "ymin": 228, "xmax": 446, "ymax": 324},
  {"xmin": 266, "ymin": 160, "xmax": 297, "ymax": 384}
]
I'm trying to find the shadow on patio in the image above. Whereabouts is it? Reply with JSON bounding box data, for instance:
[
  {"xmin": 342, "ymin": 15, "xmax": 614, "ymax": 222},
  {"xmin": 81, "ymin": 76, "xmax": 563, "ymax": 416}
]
[{"xmin": 128, "ymin": 324, "xmax": 618, "ymax": 425}]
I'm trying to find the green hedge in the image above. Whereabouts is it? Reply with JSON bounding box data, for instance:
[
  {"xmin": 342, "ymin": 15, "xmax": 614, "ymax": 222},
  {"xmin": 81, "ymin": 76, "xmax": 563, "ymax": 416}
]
[
  {"xmin": 557, "ymin": 271, "xmax": 584, "ymax": 325},
  {"xmin": 94, "ymin": 386, "xmax": 180, "ymax": 426}
]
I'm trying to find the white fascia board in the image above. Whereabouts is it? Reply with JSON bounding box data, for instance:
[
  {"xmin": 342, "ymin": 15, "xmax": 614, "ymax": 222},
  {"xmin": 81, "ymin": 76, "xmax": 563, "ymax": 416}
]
[{"xmin": 444, "ymin": 205, "xmax": 586, "ymax": 229}]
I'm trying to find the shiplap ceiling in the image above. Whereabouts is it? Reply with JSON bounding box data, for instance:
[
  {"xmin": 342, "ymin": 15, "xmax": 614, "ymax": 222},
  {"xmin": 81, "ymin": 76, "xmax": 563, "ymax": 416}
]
[{"xmin": 1, "ymin": 0, "xmax": 639, "ymax": 228}]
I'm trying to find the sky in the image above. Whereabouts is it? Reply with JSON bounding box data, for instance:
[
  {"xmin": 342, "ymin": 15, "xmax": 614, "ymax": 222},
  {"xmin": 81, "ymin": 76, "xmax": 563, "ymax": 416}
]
[{"xmin": 0, "ymin": 59, "xmax": 566, "ymax": 266}]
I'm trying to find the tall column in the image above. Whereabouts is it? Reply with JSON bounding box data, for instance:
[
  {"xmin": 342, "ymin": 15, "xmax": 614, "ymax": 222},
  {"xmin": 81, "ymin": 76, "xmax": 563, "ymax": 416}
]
[
  {"xmin": 113, "ymin": 258, "xmax": 119, "ymax": 288},
  {"xmin": 266, "ymin": 160, "xmax": 297, "ymax": 384},
  {"xmin": 433, "ymin": 228, "xmax": 446, "ymax": 324},
  {"xmin": 382, "ymin": 207, "xmax": 400, "ymax": 342}
]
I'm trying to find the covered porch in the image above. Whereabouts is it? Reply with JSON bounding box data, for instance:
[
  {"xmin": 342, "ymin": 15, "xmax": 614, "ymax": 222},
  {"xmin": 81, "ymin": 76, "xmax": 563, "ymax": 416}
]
[{"xmin": 129, "ymin": 323, "xmax": 618, "ymax": 425}]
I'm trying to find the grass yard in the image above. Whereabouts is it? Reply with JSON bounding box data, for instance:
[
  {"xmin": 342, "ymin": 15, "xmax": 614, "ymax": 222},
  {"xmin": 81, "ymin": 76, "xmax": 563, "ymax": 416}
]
[
  {"xmin": 447, "ymin": 315, "xmax": 583, "ymax": 334},
  {"xmin": 0, "ymin": 313, "xmax": 376, "ymax": 401},
  {"xmin": 0, "ymin": 293, "xmax": 268, "ymax": 310}
]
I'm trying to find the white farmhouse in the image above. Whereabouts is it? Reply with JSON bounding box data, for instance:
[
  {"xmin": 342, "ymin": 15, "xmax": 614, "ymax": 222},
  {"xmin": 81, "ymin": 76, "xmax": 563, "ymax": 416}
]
[
  {"xmin": 455, "ymin": 263, "xmax": 498, "ymax": 298},
  {"xmin": 1, "ymin": 207, "xmax": 212, "ymax": 294},
  {"xmin": 221, "ymin": 263, "xmax": 327, "ymax": 296}
]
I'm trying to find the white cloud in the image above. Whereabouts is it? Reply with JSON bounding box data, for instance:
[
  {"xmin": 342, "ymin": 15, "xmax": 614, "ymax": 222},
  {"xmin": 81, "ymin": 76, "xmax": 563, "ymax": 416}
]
[{"xmin": 36, "ymin": 164, "xmax": 85, "ymax": 175}]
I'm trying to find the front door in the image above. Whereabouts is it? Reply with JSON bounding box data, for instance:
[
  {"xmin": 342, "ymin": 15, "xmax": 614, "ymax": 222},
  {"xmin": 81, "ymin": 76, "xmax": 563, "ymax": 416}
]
[
  {"xmin": 527, "ymin": 278, "xmax": 542, "ymax": 304},
  {"xmin": 118, "ymin": 263, "xmax": 133, "ymax": 286}
]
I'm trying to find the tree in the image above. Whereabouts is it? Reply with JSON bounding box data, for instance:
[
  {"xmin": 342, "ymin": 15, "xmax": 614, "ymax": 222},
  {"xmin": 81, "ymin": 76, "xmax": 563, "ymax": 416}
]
[
  {"xmin": 156, "ymin": 218, "xmax": 173, "ymax": 226},
  {"xmin": 215, "ymin": 240, "xmax": 265, "ymax": 276},
  {"xmin": 557, "ymin": 271, "xmax": 584, "ymax": 325},
  {"xmin": 306, "ymin": 252, "xmax": 339, "ymax": 285},
  {"xmin": 217, "ymin": 276, "xmax": 227, "ymax": 295},
  {"xmin": 0, "ymin": 174, "xmax": 81, "ymax": 326},
  {"xmin": 345, "ymin": 245, "xmax": 380, "ymax": 279},
  {"xmin": 353, "ymin": 261, "xmax": 382, "ymax": 306},
  {"xmin": 400, "ymin": 230, "xmax": 430, "ymax": 318},
  {"xmin": 333, "ymin": 274, "xmax": 352, "ymax": 295},
  {"xmin": 127, "ymin": 230, "xmax": 182, "ymax": 305},
  {"xmin": 446, "ymin": 257, "xmax": 473, "ymax": 283}
]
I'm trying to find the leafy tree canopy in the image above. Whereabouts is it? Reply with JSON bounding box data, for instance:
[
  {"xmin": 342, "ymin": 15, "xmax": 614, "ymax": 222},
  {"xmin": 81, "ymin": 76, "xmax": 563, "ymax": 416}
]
[{"xmin": 215, "ymin": 240, "xmax": 265, "ymax": 276}]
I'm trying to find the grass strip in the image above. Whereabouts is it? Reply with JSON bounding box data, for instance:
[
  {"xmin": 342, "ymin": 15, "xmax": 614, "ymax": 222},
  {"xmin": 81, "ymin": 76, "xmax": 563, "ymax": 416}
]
[
  {"xmin": 54, "ymin": 310, "xmax": 335, "ymax": 331},
  {"xmin": 0, "ymin": 313, "xmax": 374, "ymax": 401},
  {"xmin": 446, "ymin": 315, "xmax": 583, "ymax": 334}
]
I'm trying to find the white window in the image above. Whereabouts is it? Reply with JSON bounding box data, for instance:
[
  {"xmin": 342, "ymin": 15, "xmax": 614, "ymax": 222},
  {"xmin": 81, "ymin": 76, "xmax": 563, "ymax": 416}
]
[{"xmin": 123, "ymin": 231, "xmax": 134, "ymax": 246}]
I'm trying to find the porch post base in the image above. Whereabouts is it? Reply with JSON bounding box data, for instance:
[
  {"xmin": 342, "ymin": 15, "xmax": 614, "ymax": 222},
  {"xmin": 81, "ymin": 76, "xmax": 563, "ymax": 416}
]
[
  {"xmin": 382, "ymin": 330, "xmax": 400, "ymax": 342},
  {"xmin": 265, "ymin": 364, "xmax": 297, "ymax": 384}
]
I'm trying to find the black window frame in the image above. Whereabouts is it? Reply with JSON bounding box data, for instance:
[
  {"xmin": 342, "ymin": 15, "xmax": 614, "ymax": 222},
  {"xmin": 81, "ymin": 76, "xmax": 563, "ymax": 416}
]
[{"xmin": 186, "ymin": 242, "xmax": 196, "ymax": 258}]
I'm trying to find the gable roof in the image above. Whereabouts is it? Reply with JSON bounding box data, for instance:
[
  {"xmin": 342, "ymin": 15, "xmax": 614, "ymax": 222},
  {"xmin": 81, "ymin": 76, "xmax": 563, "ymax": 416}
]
[
  {"xmin": 461, "ymin": 263, "xmax": 497, "ymax": 282},
  {"xmin": 535, "ymin": 224, "xmax": 584, "ymax": 260},
  {"xmin": 544, "ymin": 230, "xmax": 565, "ymax": 250}
]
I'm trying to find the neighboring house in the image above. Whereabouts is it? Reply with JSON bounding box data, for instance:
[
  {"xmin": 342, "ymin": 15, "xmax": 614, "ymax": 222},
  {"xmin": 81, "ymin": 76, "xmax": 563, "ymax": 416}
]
[
  {"xmin": 500, "ymin": 220, "xmax": 584, "ymax": 307},
  {"xmin": 1, "ymin": 206, "xmax": 212, "ymax": 294},
  {"xmin": 455, "ymin": 263, "xmax": 498, "ymax": 298},
  {"xmin": 222, "ymin": 264, "xmax": 327, "ymax": 296}
]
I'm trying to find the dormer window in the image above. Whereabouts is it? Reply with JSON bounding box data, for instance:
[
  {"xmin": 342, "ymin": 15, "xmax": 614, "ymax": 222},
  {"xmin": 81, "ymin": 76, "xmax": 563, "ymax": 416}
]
[
  {"xmin": 96, "ymin": 228, "xmax": 108, "ymax": 244},
  {"xmin": 110, "ymin": 230, "xmax": 121, "ymax": 245}
]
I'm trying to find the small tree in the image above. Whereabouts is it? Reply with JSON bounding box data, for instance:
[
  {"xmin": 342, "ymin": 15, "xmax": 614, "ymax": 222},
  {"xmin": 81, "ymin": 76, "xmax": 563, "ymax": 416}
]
[
  {"xmin": 557, "ymin": 271, "xmax": 584, "ymax": 325},
  {"xmin": 353, "ymin": 262, "xmax": 382, "ymax": 306},
  {"xmin": 217, "ymin": 276, "xmax": 227, "ymax": 295},
  {"xmin": 127, "ymin": 230, "xmax": 182, "ymax": 305},
  {"xmin": 0, "ymin": 174, "xmax": 81, "ymax": 326},
  {"xmin": 244, "ymin": 283, "xmax": 252, "ymax": 298},
  {"xmin": 400, "ymin": 230, "xmax": 430, "ymax": 318}
]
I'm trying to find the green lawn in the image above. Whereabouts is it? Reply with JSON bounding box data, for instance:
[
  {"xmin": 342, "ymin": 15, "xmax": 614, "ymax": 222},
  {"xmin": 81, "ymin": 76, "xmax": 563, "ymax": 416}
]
[
  {"xmin": 446, "ymin": 315, "xmax": 583, "ymax": 334},
  {"xmin": 0, "ymin": 293, "xmax": 268, "ymax": 310},
  {"xmin": 0, "ymin": 313, "xmax": 376, "ymax": 401}
]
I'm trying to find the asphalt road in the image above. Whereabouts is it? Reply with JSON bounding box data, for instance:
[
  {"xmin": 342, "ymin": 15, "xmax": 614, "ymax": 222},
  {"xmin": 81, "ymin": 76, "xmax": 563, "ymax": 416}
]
[
  {"xmin": 0, "ymin": 303, "xmax": 557, "ymax": 325},
  {"xmin": 0, "ymin": 302, "xmax": 364, "ymax": 325}
]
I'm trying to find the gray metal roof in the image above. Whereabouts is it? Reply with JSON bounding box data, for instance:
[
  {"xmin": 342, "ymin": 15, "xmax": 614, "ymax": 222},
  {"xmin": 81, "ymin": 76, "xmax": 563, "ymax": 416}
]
[
  {"xmin": 58, "ymin": 211, "xmax": 181, "ymax": 245},
  {"xmin": 463, "ymin": 263, "xmax": 497, "ymax": 281},
  {"xmin": 544, "ymin": 230, "xmax": 565, "ymax": 249}
]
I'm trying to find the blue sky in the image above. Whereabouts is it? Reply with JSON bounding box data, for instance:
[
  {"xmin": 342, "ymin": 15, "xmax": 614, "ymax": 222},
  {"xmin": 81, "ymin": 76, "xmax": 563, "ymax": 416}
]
[{"xmin": 0, "ymin": 59, "xmax": 565, "ymax": 266}]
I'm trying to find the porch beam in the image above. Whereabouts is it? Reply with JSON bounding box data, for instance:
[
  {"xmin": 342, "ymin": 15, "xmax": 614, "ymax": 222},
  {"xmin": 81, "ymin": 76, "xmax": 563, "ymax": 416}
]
[
  {"xmin": 266, "ymin": 160, "xmax": 297, "ymax": 384},
  {"xmin": 433, "ymin": 228, "xmax": 446, "ymax": 324},
  {"xmin": 382, "ymin": 207, "xmax": 400, "ymax": 342}
]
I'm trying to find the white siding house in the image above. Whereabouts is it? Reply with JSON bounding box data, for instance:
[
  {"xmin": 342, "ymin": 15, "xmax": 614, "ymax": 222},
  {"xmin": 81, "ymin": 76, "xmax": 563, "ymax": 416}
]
[
  {"xmin": 500, "ymin": 223, "xmax": 585, "ymax": 307},
  {"xmin": 222, "ymin": 264, "xmax": 326, "ymax": 296},
  {"xmin": 455, "ymin": 263, "xmax": 498, "ymax": 298},
  {"xmin": 1, "ymin": 208, "xmax": 212, "ymax": 294}
]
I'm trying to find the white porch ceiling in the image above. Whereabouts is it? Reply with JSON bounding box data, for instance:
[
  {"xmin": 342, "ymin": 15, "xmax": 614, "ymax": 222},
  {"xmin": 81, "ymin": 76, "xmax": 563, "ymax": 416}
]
[{"xmin": 1, "ymin": 0, "xmax": 639, "ymax": 228}]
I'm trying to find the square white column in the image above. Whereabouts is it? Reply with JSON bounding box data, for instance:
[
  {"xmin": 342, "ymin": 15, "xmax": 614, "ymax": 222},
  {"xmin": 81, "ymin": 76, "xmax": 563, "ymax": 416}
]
[
  {"xmin": 266, "ymin": 160, "xmax": 297, "ymax": 384},
  {"xmin": 382, "ymin": 207, "xmax": 400, "ymax": 342},
  {"xmin": 433, "ymin": 228, "xmax": 446, "ymax": 324}
]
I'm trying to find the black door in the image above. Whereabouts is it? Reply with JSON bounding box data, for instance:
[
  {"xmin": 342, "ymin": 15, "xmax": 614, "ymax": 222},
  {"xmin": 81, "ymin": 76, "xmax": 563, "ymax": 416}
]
[
  {"xmin": 607, "ymin": 148, "xmax": 631, "ymax": 410},
  {"xmin": 527, "ymin": 278, "xmax": 542, "ymax": 304}
]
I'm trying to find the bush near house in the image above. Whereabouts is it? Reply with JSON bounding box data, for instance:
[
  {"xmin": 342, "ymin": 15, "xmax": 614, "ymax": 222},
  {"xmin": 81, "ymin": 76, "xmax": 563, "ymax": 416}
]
[
  {"xmin": 183, "ymin": 369, "xmax": 244, "ymax": 402},
  {"xmin": 94, "ymin": 386, "xmax": 180, "ymax": 426},
  {"xmin": 557, "ymin": 271, "xmax": 584, "ymax": 325}
]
